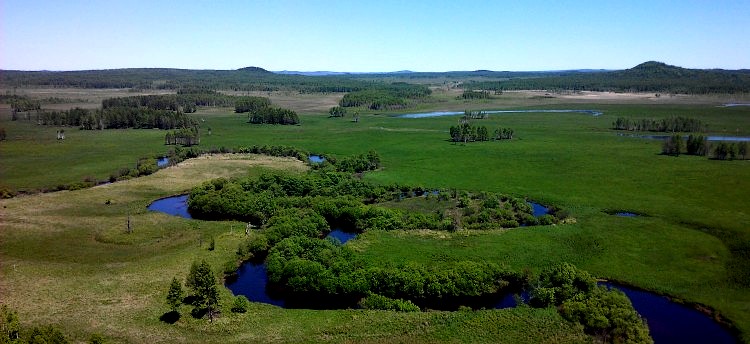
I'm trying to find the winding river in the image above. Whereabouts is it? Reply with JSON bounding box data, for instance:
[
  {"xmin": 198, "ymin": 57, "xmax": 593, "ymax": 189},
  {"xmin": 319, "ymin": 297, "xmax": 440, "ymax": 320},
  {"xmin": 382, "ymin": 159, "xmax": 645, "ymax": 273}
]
[{"xmin": 147, "ymin": 195, "xmax": 737, "ymax": 343}]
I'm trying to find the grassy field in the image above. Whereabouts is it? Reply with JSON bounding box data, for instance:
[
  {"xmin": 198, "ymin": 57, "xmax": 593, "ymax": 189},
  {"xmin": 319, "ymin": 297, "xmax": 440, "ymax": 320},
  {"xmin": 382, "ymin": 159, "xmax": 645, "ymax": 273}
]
[{"xmin": 1, "ymin": 89, "xmax": 750, "ymax": 342}]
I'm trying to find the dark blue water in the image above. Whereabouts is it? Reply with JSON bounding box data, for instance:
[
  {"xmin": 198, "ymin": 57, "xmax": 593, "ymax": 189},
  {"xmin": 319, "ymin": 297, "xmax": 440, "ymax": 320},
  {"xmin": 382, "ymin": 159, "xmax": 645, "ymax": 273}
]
[
  {"xmin": 399, "ymin": 109, "xmax": 603, "ymax": 118},
  {"xmin": 227, "ymin": 263, "xmax": 285, "ymax": 307},
  {"xmin": 157, "ymin": 157, "xmax": 170, "ymax": 167},
  {"xmin": 527, "ymin": 202, "xmax": 550, "ymax": 217},
  {"xmin": 494, "ymin": 291, "xmax": 529, "ymax": 309},
  {"xmin": 147, "ymin": 195, "xmax": 192, "ymax": 219},
  {"xmin": 601, "ymin": 283, "xmax": 736, "ymax": 344},
  {"xmin": 326, "ymin": 229, "xmax": 357, "ymax": 244},
  {"xmin": 308, "ymin": 155, "xmax": 325, "ymax": 163},
  {"xmin": 615, "ymin": 212, "xmax": 639, "ymax": 217}
]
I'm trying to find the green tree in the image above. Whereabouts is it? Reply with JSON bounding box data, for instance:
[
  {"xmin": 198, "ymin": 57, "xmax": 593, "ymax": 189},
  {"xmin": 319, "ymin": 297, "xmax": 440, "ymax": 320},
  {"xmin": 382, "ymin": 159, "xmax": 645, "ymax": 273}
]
[
  {"xmin": 530, "ymin": 262, "xmax": 596, "ymax": 307},
  {"xmin": 166, "ymin": 277, "xmax": 184, "ymax": 313},
  {"xmin": 186, "ymin": 260, "xmax": 220, "ymax": 321},
  {"xmin": 661, "ymin": 134, "xmax": 682, "ymax": 156},
  {"xmin": 1, "ymin": 305, "xmax": 21, "ymax": 342},
  {"xmin": 561, "ymin": 288, "xmax": 652, "ymax": 344},
  {"xmin": 328, "ymin": 106, "xmax": 347, "ymax": 118},
  {"xmin": 26, "ymin": 326, "xmax": 69, "ymax": 344},
  {"xmin": 739, "ymin": 141, "xmax": 748, "ymax": 159}
]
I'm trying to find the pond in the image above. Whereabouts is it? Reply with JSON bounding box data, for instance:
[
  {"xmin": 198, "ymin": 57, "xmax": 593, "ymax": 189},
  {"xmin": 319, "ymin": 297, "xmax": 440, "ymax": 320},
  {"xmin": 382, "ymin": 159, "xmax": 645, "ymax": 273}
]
[
  {"xmin": 308, "ymin": 155, "xmax": 326, "ymax": 163},
  {"xmin": 326, "ymin": 228, "xmax": 357, "ymax": 244},
  {"xmin": 527, "ymin": 201, "xmax": 550, "ymax": 217},
  {"xmin": 615, "ymin": 212, "xmax": 639, "ymax": 217},
  {"xmin": 147, "ymin": 195, "xmax": 192, "ymax": 219},
  {"xmin": 157, "ymin": 157, "xmax": 170, "ymax": 167},
  {"xmin": 399, "ymin": 109, "xmax": 603, "ymax": 118},
  {"xmin": 617, "ymin": 133, "xmax": 750, "ymax": 142}
]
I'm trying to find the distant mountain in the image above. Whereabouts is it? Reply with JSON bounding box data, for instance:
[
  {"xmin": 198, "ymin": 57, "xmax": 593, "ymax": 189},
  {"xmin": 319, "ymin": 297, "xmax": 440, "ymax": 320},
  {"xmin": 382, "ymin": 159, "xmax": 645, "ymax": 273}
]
[
  {"xmin": 464, "ymin": 61, "xmax": 750, "ymax": 94},
  {"xmin": 275, "ymin": 71, "xmax": 351, "ymax": 76},
  {"xmin": 2, "ymin": 62, "xmax": 748, "ymax": 93},
  {"xmin": 237, "ymin": 66, "xmax": 271, "ymax": 74}
]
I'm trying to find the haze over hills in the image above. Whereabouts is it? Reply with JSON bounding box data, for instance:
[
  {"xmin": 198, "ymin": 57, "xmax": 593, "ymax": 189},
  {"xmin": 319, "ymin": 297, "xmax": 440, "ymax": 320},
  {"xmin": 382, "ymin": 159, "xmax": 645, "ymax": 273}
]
[{"xmin": 1, "ymin": 61, "xmax": 749, "ymax": 94}]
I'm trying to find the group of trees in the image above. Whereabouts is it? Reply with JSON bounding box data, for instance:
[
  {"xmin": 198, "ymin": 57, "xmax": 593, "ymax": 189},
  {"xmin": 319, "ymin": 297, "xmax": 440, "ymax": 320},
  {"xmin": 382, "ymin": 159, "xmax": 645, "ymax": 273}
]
[
  {"xmin": 263, "ymin": 234, "xmax": 520, "ymax": 308},
  {"xmin": 35, "ymin": 106, "xmax": 195, "ymax": 130},
  {"xmin": 661, "ymin": 134, "xmax": 748, "ymax": 160},
  {"xmin": 530, "ymin": 263, "xmax": 652, "ymax": 344},
  {"xmin": 459, "ymin": 90, "xmax": 491, "ymax": 99},
  {"xmin": 233, "ymin": 96, "xmax": 272, "ymax": 113},
  {"xmin": 612, "ymin": 116, "xmax": 706, "ymax": 133},
  {"xmin": 164, "ymin": 127, "xmax": 201, "ymax": 146},
  {"xmin": 339, "ymin": 83, "xmax": 431, "ymax": 110},
  {"xmin": 450, "ymin": 123, "xmax": 490, "ymax": 142},
  {"xmin": 247, "ymin": 107, "xmax": 299, "ymax": 125},
  {"xmin": 2, "ymin": 94, "xmax": 41, "ymax": 113},
  {"xmin": 449, "ymin": 122, "xmax": 514, "ymax": 143},
  {"xmin": 713, "ymin": 141, "xmax": 748, "ymax": 160},
  {"xmin": 328, "ymin": 106, "xmax": 347, "ymax": 117},
  {"xmin": 166, "ymin": 260, "xmax": 222, "ymax": 322}
]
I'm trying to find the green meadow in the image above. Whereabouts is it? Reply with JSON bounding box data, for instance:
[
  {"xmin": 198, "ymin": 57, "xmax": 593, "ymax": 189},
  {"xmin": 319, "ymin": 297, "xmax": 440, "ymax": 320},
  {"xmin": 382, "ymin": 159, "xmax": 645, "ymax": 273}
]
[{"xmin": 1, "ymin": 90, "xmax": 749, "ymax": 343}]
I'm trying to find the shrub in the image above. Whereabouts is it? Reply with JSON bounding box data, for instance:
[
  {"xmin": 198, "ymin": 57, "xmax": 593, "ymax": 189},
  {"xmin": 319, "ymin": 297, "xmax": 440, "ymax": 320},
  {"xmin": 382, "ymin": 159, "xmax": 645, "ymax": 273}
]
[
  {"xmin": 358, "ymin": 293, "xmax": 420, "ymax": 312},
  {"xmin": 231, "ymin": 295, "xmax": 250, "ymax": 313}
]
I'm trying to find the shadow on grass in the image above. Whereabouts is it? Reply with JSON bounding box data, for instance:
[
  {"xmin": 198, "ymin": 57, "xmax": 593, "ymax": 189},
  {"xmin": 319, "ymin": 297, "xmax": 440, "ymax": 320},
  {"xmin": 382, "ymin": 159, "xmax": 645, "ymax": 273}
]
[{"xmin": 159, "ymin": 311, "xmax": 181, "ymax": 324}]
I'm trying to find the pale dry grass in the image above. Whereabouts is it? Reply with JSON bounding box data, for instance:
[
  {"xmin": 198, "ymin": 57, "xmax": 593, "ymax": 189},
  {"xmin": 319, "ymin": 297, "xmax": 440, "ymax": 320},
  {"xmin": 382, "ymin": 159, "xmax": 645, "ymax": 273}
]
[
  {"xmin": 220, "ymin": 90, "xmax": 343, "ymax": 113},
  {"xmin": 0, "ymin": 154, "xmax": 306, "ymax": 342}
]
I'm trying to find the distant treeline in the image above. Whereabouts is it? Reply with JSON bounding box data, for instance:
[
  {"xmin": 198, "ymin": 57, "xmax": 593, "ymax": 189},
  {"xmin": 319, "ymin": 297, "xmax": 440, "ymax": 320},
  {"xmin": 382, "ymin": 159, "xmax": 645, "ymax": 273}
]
[
  {"xmin": 36, "ymin": 107, "xmax": 195, "ymax": 130},
  {"xmin": 0, "ymin": 67, "xmax": 372, "ymax": 93},
  {"xmin": 1, "ymin": 94, "xmax": 42, "ymax": 112},
  {"xmin": 612, "ymin": 116, "xmax": 706, "ymax": 132},
  {"xmin": 463, "ymin": 62, "xmax": 750, "ymax": 94},
  {"xmin": 339, "ymin": 83, "xmax": 432, "ymax": 110}
]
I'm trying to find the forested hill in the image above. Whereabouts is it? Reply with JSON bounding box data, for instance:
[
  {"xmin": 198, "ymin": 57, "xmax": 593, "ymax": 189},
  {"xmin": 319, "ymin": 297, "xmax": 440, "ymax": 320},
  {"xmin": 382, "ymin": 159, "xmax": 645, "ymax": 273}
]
[
  {"xmin": 0, "ymin": 67, "xmax": 373, "ymax": 92},
  {"xmin": 2, "ymin": 61, "xmax": 749, "ymax": 94},
  {"xmin": 464, "ymin": 62, "xmax": 750, "ymax": 94}
]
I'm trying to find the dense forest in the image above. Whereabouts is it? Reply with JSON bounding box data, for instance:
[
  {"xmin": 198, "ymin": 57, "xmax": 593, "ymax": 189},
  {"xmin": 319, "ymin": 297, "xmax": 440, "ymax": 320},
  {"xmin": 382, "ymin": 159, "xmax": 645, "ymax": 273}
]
[
  {"xmin": 612, "ymin": 116, "xmax": 706, "ymax": 132},
  {"xmin": 338, "ymin": 83, "xmax": 432, "ymax": 110},
  {"xmin": 0, "ymin": 67, "xmax": 374, "ymax": 93},
  {"xmin": 4, "ymin": 62, "xmax": 749, "ymax": 94},
  {"xmin": 464, "ymin": 62, "xmax": 750, "ymax": 94}
]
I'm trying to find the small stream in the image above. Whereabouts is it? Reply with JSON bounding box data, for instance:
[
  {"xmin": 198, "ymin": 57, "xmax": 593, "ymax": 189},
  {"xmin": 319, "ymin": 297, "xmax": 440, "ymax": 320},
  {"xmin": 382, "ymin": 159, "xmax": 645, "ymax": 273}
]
[{"xmin": 399, "ymin": 109, "xmax": 603, "ymax": 118}]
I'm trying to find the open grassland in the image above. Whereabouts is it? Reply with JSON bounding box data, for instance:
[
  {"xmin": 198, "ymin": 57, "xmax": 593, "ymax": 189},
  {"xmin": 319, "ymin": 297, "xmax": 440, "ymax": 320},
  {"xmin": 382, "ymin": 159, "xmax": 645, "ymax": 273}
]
[
  {"xmin": 0, "ymin": 155, "xmax": 589, "ymax": 343},
  {"xmin": 1, "ymin": 90, "xmax": 750, "ymax": 342}
]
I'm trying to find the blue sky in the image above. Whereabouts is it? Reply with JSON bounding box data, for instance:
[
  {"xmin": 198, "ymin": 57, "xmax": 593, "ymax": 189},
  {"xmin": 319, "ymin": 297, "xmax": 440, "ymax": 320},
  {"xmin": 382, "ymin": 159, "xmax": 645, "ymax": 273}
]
[{"xmin": 1, "ymin": 0, "xmax": 748, "ymax": 71}]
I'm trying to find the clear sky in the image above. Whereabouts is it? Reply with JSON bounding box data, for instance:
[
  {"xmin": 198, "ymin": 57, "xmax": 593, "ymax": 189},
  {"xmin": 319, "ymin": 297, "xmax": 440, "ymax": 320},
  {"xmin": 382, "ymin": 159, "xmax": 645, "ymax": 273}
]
[{"xmin": 1, "ymin": 0, "xmax": 748, "ymax": 72}]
